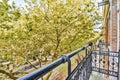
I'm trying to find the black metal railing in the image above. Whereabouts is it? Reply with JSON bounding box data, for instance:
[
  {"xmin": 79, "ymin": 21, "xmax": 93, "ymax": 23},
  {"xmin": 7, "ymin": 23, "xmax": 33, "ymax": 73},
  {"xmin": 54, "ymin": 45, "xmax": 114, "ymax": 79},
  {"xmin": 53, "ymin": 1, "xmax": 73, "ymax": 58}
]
[
  {"xmin": 92, "ymin": 50, "xmax": 120, "ymax": 79},
  {"xmin": 18, "ymin": 42, "xmax": 93, "ymax": 80},
  {"xmin": 66, "ymin": 49, "xmax": 92, "ymax": 80},
  {"xmin": 18, "ymin": 40, "xmax": 120, "ymax": 80}
]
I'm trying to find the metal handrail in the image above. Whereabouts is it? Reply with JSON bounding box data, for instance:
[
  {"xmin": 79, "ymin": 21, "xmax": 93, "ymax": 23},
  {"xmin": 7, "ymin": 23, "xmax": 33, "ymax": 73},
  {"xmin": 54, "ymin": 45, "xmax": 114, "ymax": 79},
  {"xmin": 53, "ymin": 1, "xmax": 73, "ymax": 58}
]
[{"xmin": 18, "ymin": 42, "xmax": 93, "ymax": 80}]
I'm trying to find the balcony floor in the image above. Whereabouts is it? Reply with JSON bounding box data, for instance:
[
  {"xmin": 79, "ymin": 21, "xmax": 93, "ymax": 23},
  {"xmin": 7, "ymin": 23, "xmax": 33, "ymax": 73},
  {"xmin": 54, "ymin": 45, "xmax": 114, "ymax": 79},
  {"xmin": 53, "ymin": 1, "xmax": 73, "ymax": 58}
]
[{"xmin": 89, "ymin": 72, "xmax": 110, "ymax": 80}]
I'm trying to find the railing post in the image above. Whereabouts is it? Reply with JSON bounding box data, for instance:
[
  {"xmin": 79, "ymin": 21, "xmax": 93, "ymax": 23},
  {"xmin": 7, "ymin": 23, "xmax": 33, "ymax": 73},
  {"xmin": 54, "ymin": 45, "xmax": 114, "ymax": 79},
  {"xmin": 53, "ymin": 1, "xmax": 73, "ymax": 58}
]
[
  {"xmin": 108, "ymin": 48, "xmax": 110, "ymax": 77},
  {"xmin": 85, "ymin": 48, "xmax": 88, "ymax": 56},
  {"xmin": 61, "ymin": 54, "xmax": 71, "ymax": 75},
  {"xmin": 68, "ymin": 58, "xmax": 71, "ymax": 75},
  {"xmin": 118, "ymin": 50, "xmax": 120, "ymax": 80}
]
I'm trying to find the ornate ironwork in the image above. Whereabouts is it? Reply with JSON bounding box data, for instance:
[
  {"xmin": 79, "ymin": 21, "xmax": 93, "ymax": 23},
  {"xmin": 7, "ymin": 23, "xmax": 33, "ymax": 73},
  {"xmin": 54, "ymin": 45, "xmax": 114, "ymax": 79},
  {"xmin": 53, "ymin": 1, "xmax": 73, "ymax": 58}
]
[
  {"xmin": 92, "ymin": 39, "xmax": 119, "ymax": 80},
  {"xmin": 92, "ymin": 50, "xmax": 119, "ymax": 78},
  {"xmin": 67, "ymin": 40, "xmax": 120, "ymax": 80}
]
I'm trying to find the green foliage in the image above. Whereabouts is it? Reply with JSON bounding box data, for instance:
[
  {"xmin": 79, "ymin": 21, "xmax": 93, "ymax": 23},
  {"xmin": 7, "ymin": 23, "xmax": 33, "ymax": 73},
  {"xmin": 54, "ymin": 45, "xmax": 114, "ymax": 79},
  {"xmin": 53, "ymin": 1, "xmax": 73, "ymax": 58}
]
[{"xmin": 0, "ymin": 0, "xmax": 100, "ymax": 79}]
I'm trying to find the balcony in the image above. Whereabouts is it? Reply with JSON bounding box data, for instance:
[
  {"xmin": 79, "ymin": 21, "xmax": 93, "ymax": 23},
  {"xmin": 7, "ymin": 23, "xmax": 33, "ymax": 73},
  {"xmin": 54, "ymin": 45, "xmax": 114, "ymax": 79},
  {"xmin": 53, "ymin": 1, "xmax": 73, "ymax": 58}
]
[{"xmin": 18, "ymin": 40, "xmax": 120, "ymax": 80}]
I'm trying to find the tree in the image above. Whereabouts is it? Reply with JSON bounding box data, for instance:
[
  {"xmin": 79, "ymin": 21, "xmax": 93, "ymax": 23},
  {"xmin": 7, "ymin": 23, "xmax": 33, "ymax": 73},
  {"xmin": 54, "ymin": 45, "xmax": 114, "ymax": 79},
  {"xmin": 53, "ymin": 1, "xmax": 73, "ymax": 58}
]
[{"xmin": 0, "ymin": 0, "xmax": 101, "ymax": 79}]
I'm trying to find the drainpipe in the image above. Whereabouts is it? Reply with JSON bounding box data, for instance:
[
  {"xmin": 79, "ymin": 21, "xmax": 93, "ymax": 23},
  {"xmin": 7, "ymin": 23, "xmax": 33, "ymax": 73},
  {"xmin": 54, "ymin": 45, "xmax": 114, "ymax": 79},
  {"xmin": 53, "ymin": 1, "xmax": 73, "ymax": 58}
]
[
  {"xmin": 117, "ymin": 0, "xmax": 120, "ymax": 52},
  {"xmin": 110, "ymin": 0, "xmax": 112, "ymax": 51}
]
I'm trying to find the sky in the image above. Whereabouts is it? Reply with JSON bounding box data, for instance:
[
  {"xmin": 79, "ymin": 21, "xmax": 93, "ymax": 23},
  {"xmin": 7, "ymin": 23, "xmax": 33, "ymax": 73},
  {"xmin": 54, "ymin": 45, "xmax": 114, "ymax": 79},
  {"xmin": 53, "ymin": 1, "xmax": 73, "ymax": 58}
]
[{"xmin": 8, "ymin": 0, "xmax": 25, "ymax": 7}]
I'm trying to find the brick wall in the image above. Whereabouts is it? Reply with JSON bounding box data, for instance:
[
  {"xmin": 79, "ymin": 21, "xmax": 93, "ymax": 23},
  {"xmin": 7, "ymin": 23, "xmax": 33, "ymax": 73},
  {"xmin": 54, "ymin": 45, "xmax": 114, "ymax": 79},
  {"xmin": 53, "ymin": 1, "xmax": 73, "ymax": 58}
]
[
  {"xmin": 100, "ymin": 0, "xmax": 120, "ymax": 51},
  {"xmin": 117, "ymin": 0, "xmax": 120, "ymax": 51},
  {"xmin": 104, "ymin": 0, "xmax": 120, "ymax": 51},
  {"xmin": 110, "ymin": 0, "xmax": 117, "ymax": 51}
]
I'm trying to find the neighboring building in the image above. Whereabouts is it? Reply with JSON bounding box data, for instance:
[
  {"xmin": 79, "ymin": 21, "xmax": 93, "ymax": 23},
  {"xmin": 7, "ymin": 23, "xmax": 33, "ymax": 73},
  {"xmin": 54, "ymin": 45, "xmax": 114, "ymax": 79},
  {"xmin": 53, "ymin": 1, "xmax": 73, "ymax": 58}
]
[{"xmin": 103, "ymin": 0, "xmax": 120, "ymax": 52}]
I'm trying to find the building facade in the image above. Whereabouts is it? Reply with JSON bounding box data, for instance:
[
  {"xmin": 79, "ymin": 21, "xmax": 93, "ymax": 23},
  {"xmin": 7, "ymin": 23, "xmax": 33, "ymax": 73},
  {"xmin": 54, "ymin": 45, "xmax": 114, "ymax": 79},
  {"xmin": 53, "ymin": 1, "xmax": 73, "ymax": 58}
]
[{"xmin": 103, "ymin": 0, "xmax": 120, "ymax": 52}]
